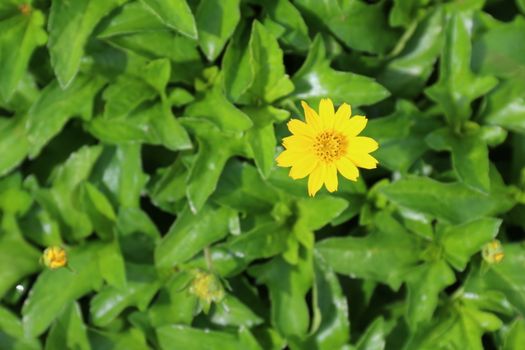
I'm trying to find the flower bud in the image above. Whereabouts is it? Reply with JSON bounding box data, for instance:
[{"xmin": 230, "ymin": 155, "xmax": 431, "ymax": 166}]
[
  {"xmin": 482, "ymin": 240, "xmax": 504, "ymax": 264},
  {"xmin": 189, "ymin": 270, "xmax": 225, "ymax": 313},
  {"xmin": 42, "ymin": 246, "xmax": 68, "ymax": 269}
]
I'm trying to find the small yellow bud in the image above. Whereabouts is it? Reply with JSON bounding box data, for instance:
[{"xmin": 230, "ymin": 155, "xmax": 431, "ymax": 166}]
[
  {"xmin": 482, "ymin": 240, "xmax": 504, "ymax": 264},
  {"xmin": 189, "ymin": 270, "xmax": 224, "ymax": 312},
  {"xmin": 42, "ymin": 246, "xmax": 68, "ymax": 269}
]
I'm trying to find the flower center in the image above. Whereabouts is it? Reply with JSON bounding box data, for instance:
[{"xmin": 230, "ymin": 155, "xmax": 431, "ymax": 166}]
[{"xmin": 313, "ymin": 131, "xmax": 347, "ymax": 163}]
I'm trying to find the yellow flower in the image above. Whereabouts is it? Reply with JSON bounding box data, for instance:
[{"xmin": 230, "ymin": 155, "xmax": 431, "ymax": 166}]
[
  {"xmin": 276, "ymin": 98, "xmax": 379, "ymax": 196},
  {"xmin": 482, "ymin": 240, "xmax": 504, "ymax": 264},
  {"xmin": 42, "ymin": 246, "xmax": 68, "ymax": 269}
]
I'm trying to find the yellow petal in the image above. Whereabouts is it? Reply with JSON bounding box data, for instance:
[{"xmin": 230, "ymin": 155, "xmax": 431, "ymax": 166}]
[
  {"xmin": 324, "ymin": 163, "xmax": 338, "ymax": 192},
  {"xmin": 347, "ymin": 153, "xmax": 378, "ymax": 169},
  {"xmin": 336, "ymin": 157, "xmax": 359, "ymax": 181},
  {"xmin": 276, "ymin": 150, "xmax": 302, "ymax": 167},
  {"xmin": 282, "ymin": 135, "xmax": 312, "ymax": 150},
  {"xmin": 348, "ymin": 136, "xmax": 379, "ymax": 153},
  {"xmin": 289, "ymin": 155, "xmax": 318, "ymax": 179},
  {"xmin": 287, "ymin": 119, "xmax": 315, "ymax": 138},
  {"xmin": 308, "ymin": 164, "xmax": 325, "ymax": 196},
  {"xmin": 334, "ymin": 103, "xmax": 351, "ymax": 129},
  {"xmin": 319, "ymin": 98, "xmax": 335, "ymax": 129},
  {"xmin": 301, "ymin": 101, "xmax": 322, "ymax": 132},
  {"xmin": 341, "ymin": 116, "xmax": 367, "ymax": 137}
]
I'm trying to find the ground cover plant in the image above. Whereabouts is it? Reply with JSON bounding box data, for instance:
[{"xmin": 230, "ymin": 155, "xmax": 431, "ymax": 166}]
[{"xmin": 1, "ymin": 0, "xmax": 525, "ymax": 349}]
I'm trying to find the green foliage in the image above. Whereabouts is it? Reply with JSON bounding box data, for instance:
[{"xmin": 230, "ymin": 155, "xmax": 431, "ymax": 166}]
[{"xmin": 1, "ymin": 1, "xmax": 525, "ymax": 349}]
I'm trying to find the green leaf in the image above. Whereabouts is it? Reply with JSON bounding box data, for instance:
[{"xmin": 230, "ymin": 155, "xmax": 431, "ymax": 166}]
[
  {"xmin": 0, "ymin": 229, "xmax": 41, "ymax": 299},
  {"xmin": 45, "ymin": 302, "xmax": 90, "ymax": 350},
  {"xmin": 48, "ymin": 0, "xmax": 123, "ymax": 87},
  {"xmin": 316, "ymin": 213, "xmax": 420, "ymax": 289},
  {"xmin": 32, "ymin": 145, "xmax": 103, "ymax": 241},
  {"xmin": 92, "ymin": 145, "xmax": 149, "ymax": 209},
  {"xmin": 245, "ymin": 21, "xmax": 294, "ymax": 103},
  {"xmin": 22, "ymin": 244, "xmax": 104, "ymax": 337},
  {"xmin": 242, "ymin": 106, "xmax": 288, "ymax": 178},
  {"xmin": 187, "ymin": 221, "xmax": 289, "ymax": 277},
  {"xmin": 97, "ymin": 1, "xmax": 167, "ymax": 38},
  {"xmin": 181, "ymin": 118, "xmax": 247, "ymax": 213},
  {"xmin": 292, "ymin": 35, "xmax": 390, "ymax": 108},
  {"xmin": 298, "ymin": 252, "xmax": 350, "ymax": 350},
  {"xmin": 439, "ymin": 217, "xmax": 501, "ymax": 271},
  {"xmin": 97, "ymin": 239, "xmax": 127, "ymax": 289},
  {"xmin": 149, "ymin": 272, "xmax": 197, "ymax": 327},
  {"xmin": 503, "ymin": 318, "xmax": 525, "ymax": 350},
  {"xmin": 157, "ymin": 325, "xmax": 262, "ymax": 350},
  {"xmin": 258, "ymin": 0, "xmax": 310, "ymax": 51},
  {"xmin": 90, "ymin": 263, "xmax": 160, "ymax": 327},
  {"xmin": 88, "ymin": 328, "xmax": 150, "ymax": 350},
  {"xmin": 249, "ymin": 251, "xmax": 313, "ymax": 339},
  {"xmin": 381, "ymin": 175, "xmax": 515, "ymax": 224},
  {"xmin": 209, "ymin": 295, "xmax": 264, "ymax": 328},
  {"xmin": 185, "ymin": 85, "xmax": 253, "ymax": 132},
  {"xmin": 26, "ymin": 75, "xmax": 106, "ymax": 158},
  {"xmin": 405, "ymin": 261, "xmax": 456, "ymax": 329},
  {"xmin": 364, "ymin": 100, "xmax": 429, "ymax": 172},
  {"xmin": 155, "ymin": 204, "xmax": 234, "ymax": 269},
  {"xmin": 0, "ymin": 115, "xmax": 30, "ymax": 176},
  {"xmin": 295, "ymin": 0, "xmax": 400, "ymax": 54},
  {"xmin": 140, "ymin": 0, "xmax": 197, "ymax": 39},
  {"xmin": 80, "ymin": 182, "xmax": 117, "ymax": 240},
  {"xmin": 355, "ymin": 317, "xmax": 386, "ymax": 350},
  {"xmin": 222, "ymin": 23, "xmax": 254, "ymax": 102},
  {"xmin": 472, "ymin": 17, "xmax": 525, "ymax": 79},
  {"xmin": 296, "ymin": 196, "xmax": 348, "ymax": 231},
  {"xmin": 0, "ymin": 307, "xmax": 40, "ymax": 350},
  {"xmin": 0, "ymin": 8, "xmax": 46, "ymax": 100},
  {"xmin": 482, "ymin": 78, "xmax": 525, "ymax": 134},
  {"xmin": 406, "ymin": 304, "xmax": 502, "ymax": 350},
  {"xmin": 425, "ymin": 12, "xmax": 498, "ymax": 127},
  {"xmin": 196, "ymin": 0, "xmax": 240, "ymax": 61},
  {"xmin": 426, "ymin": 128, "xmax": 490, "ymax": 192},
  {"xmin": 379, "ymin": 8, "xmax": 444, "ymax": 97}
]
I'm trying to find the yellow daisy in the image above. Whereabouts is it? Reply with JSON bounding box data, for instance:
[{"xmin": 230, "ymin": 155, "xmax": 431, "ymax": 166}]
[{"xmin": 276, "ymin": 98, "xmax": 379, "ymax": 196}]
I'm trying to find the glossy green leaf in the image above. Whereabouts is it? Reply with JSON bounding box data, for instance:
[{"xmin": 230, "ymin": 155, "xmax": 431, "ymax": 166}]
[
  {"xmin": 45, "ymin": 302, "xmax": 90, "ymax": 350},
  {"xmin": 379, "ymin": 8, "xmax": 443, "ymax": 97},
  {"xmin": 439, "ymin": 217, "xmax": 501, "ymax": 271},
  {"xmin": 140, "ymin": 0, "xmax": 197, "ymax": 39},
  {"xmin": 405, "ymin": 261, "xmax": 455, "ymax": 329},
  {"xmin": 0, "ymin": 8, "xmax": 46, "ymax": 100},
  {"xmin": 316, "ymin": 213, "xmax": 420, "ymax": 289},
  {"xmin": 355, "ymin": 317, "xmax": 386, "ymax": 350},
  {"xmin": 26, "ymin": 76, "xmax": 106, "ymax": 157},
  {"xmin": 425, "ymin": 12, "xmax": 498, "ymax": 127},
  {"xmin": 245, "ymin": 21, "xmax": 294, "ymax": 103},
  {"xmin": 472, "ymin": 17, "xmax": 525, "ymax": 79},
  {"xmin": 381, "ymin": 175, "xmax": 515, "ymax": 224},
  {"xmin": 0, "ymin": 116, "xmax": 30, "ymax": 176},
  {"xmin": 482, "ymin": 78, "xmax": 525, "ymax": 134},
  {"xmin": 295, "ymin": 0, "xmax": 400, "ymax": 54},
  {"xmin": 426, "ymin": 128, "xmax": 490, "ymax": 192},
  {"xmin": 0, "ymin": 229, "xmax": 40, "ymax": 299},
  {"xmin": 90, "ymin": 263, "xmax": 160, "ymax": 327},
  {"xmin": 0, "ymin": 307, "xmax": 40, "ymax": 350},
  {"xmin": 155, "ymin": 204, "xmax": 234, "ymax": 269},
  {"xmin": 259, "ymin": 0, "xmax": 310, "ymax": 51},
  {"xmin": 503, "ymin": 318, "xmax": 525, "ymax": 350},
  {"xmin": 157, "ymin": 325, "xmax": 262, "ymax": 350},
  {"xmin": 249, "ymin": 252, "xmax": 313, "ymax": 339},
  {"xmin": 292, "ymin": 35, "xmax": 390, "ymax": 107},
  {"xmin": 48, "ymin": 0, "xmax": 123, "ymax": 87},
  {"xmin": 196, "ymin": 0, "xmax": 240, "ymax": 61}
]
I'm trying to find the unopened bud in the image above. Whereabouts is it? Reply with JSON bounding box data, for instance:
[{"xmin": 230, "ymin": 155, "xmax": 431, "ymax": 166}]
[{"xmin": 42, "ymin": 246, "xmax": 68, "ymax": 269}]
